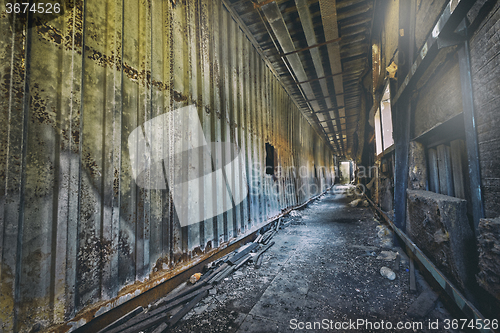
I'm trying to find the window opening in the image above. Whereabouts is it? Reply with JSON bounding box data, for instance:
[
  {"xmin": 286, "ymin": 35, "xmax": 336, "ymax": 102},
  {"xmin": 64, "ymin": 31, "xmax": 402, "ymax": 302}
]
[
  {"xmin": 374, "ymin": 107, "xmax": 383, "ymax": 155},
  {"xmin": 265, "ymin": 143, "xmax": 275, "ymax": 175},
  {"xmin": 381, "ymin": 84, "xmax": 394, "ymax": 150}
]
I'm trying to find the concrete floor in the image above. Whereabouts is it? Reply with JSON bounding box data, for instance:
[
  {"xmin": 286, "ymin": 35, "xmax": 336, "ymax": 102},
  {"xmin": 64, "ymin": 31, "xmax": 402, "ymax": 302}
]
[{"xmin": 171, "ymin": 186, "xmax": 461, "ymax": 333}]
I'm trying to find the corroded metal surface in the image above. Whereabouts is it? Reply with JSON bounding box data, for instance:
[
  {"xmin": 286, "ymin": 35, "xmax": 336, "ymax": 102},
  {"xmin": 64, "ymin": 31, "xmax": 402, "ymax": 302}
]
[
  {"xmin": 228, "ymin": 0, "xmax": 375, "ymax": 157},
  {"xmin": 0, "ymin": 1, "xmax": 335, "ymax": 332}
]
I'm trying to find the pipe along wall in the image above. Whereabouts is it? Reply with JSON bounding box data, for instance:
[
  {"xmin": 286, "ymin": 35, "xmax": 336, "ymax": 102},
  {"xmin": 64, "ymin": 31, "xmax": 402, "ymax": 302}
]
[{"xmin": 0, "ymin": 0, "xmax": 335, "ymax": 331}]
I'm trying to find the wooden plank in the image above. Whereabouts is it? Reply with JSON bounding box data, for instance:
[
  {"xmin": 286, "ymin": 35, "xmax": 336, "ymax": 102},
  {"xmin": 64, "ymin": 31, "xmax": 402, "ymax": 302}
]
[
  {"xmin": 228, "ymin": 242, "xmax": 258, "ymax": 265},
  {"xmin": 152, "ymin": 279, "xmax": 208, "ymax": 309},
  {"xmin": 410, "ymin": 257, "xmax": 417, "ymax": 293},
  {"xmin": 393, "ymin": 252, "xmax": 401, "ymax": 272},
  {"xmin": 106, "ymin": 285, "xmax": 212, "ymax": 333},
  {"xmin": 234, "ymin": 254, "xmax": 252, "ymax": 271},
  {"xmin": 167, "ymin": 290, "xmax": 209, "ymax": 327},
  {"xmin": 97, "ymin": 306, "xmax": 143, "ymax": 333},
  {"xmin": 151, "ymin": 322, "xmax": 168, "ymax": 333},
  {"xmin": 428, "ymin": 148, "xmax": 439, "ymax": 193},
  {"xmin": 450, "ymin": 140, "xmax": 466, "ymax": 199},
  {"xmin": 437, "ymin": 144, "xmax": 454, "ymax": 196},
  {"xmin": 206, "ymin": 263, "xmax": 230, "ymax": 284},
  {"xmin": 212, "ymin": 266, "xmax": 236, "ymax": 284}
]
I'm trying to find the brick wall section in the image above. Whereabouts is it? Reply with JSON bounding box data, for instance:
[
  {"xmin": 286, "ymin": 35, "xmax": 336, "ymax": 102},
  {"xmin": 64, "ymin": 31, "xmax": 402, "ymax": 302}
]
[{"xmin": 470, "ymin": 1, "xmax": 500, "ymax": 218}]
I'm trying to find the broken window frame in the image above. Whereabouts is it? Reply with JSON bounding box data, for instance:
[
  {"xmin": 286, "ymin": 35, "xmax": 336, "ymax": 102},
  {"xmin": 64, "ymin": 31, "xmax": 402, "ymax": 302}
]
[
  {"xmin": 374, "ymin": 81, "xmax": 395, "ymax": 157},
  {"xmin": 374, "ymin": 107, "xmax": 383, "ymax": 156},
  {"xmin": 380, "ymin": 83, "xmax": 394, "ymax": 151}
]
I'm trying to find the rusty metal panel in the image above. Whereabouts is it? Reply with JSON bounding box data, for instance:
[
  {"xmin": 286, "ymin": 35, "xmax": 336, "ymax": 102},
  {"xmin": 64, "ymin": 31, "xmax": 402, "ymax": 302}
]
[{"xmin": 0, "ymin": 0, "xmax": 335, "ymax": 332}]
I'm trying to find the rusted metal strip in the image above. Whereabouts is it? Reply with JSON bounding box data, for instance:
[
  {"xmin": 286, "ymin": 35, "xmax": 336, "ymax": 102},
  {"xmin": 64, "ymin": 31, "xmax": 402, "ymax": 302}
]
[
  {"xmin": 319, "ymin": 114, "xmax": 357, "ymax": 121},
  {"xmin": 366, "ymin": 196, "xmax": 492, "ymax": 333},
  {"xmin": 314, "ymin": 106, "xmax": 346, "ymax": 114},
  {"xmin": 296, "ymin": 72, "xmax": 344, "ymax": 85},
  {"xmin": 304, "ymin": 92, "xmax": 346, "ymax": 102},
  {"xmin": 253, "ymin": 0, "xmax": 276, "ymax": 9},
  {"xmin": 279, "ymin": 37, "xmax": 342, "ymax": 58}
]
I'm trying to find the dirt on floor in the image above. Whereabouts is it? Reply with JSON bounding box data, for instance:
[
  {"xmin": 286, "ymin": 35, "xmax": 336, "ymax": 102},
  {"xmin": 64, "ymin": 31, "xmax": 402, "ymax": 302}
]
[{"xmin": 148, "ymin": 187, "xmax": 463, "ymax": 333}]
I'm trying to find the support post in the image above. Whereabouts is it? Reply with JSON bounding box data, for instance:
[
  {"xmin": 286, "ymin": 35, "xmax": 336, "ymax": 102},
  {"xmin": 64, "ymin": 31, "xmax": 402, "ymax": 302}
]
[
  {"xmin": 393, "ymin": 97, "xmax": 412, "ymax": 236},
  {"xmin": 393, "ymin": 0, "xmax": 415, "ymax": 238},
  {"xmin": 457, "ymin": 39, "xmax": 484, "ymax": 233}
]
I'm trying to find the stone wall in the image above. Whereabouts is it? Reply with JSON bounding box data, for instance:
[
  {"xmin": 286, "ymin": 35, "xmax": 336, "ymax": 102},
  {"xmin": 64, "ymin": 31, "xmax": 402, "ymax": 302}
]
[
  {"xmin": 406, "ymin": 190, "xmax": 475, "ymax": 291},
  {"xmin": 476, "ymin": 217, "xmax": 500, "ymax": 301}
]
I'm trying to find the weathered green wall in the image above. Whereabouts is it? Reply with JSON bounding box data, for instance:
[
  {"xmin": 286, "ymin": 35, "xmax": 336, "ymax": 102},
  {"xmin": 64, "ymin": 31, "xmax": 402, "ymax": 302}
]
[{"xmin": 0, "ymin": 0, "xmax": 334, "ymax": 332}]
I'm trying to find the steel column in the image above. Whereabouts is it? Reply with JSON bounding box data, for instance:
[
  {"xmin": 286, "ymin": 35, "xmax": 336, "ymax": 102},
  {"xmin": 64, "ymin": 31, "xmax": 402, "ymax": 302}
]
[{"xmin": 457, "ymin": 40, "xmax": 485, "ymax": 233}]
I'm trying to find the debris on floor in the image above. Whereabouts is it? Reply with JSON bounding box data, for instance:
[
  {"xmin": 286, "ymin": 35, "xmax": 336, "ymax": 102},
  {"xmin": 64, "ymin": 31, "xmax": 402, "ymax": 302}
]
[
  {"xmin": 96, "ymin": 217, "xmax": 287, "ymax": 333},
  {"xmin": 380, "ymin": 266, "xmax": 397, "ymax": 280},
  {"xmin": 99, "ymin": 187, "xmax": 464, "ymax": 333},
  {"xmin": 376, "ymin": 250, "xmax": 399, "ymax": 261},
  {"xmin": 349, "ymin": 198, "xmax": 362, "ymax": 207}
]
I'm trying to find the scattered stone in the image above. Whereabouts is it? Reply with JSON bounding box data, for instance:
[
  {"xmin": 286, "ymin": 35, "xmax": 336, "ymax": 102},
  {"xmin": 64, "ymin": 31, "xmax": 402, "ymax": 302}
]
[
  {"xmin": 380, "ymin": 266, "xmax": 396, "ymax": 280},
  {"xmin": 209, "ymin": 288, "xmax": 217, "ymax": 296},
  {"xmin": 376, "ymin": 225, "xmax": 394, "ymax": 247},
  {"xmin": 349, "ymin": 199, "xmax": 361, "ymax": 207},
  {"xmin": 215, "ymin": 295, "xmax": 227, "ymax": 303},
  {"xmin": 193, "ymin": 304, "xmax": 209, "ymax": 315},
  {"xmin": 376, "ymin": 250, "xmax": 398, "ymax": 261}
]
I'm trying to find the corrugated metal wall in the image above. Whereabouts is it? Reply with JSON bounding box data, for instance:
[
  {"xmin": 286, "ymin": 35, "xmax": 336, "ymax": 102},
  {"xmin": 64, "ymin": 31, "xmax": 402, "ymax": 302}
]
[{"xmin": 0, "ymin": 0, "xmax": 334, "ymax": 331}]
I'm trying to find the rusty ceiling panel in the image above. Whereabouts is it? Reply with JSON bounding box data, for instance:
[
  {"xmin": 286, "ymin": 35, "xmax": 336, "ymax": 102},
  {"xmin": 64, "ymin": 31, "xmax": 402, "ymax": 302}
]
[{"xmin": 226, "ymin": 0, "xmax": 374, "ymax": 158}]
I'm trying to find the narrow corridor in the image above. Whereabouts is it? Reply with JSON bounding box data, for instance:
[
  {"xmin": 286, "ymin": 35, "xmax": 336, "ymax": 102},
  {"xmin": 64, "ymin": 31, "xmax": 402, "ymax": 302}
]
[{"xmin": 172, "ymin": 186, "xmax": 460, "ymax": 333}]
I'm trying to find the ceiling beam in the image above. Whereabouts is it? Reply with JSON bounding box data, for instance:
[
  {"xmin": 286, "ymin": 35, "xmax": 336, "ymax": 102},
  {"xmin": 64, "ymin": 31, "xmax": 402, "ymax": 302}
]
[
  {"xmin": 337, "ymin": 2, "xmax": 373, "ymax": 21},
  {"xmin": 296, "ymin": 71, "xmax": 343, "ymax": 85},
  {"xmin": 279, "ymin": 37, "xmax": 341, "ymax": 57},
  {"xmin": 295, "ymin": 0, "xmax": 343, "ymax": 153},
  {"xmin": 319, "ymin": 0, "xmax": 347, "ymax": 156},
  {"xmin": 256, "ymin": 0, "xmax": 337, "ymax": 151}
]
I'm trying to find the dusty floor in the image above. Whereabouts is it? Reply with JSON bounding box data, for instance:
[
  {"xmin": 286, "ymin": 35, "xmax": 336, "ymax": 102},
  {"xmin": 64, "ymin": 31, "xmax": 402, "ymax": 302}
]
[{"xmin": 168, "ymin": 186, "xmax": 462, "ymax": 332}]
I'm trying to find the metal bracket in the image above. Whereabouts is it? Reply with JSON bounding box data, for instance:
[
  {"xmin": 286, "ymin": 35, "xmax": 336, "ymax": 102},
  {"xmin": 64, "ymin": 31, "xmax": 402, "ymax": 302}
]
[
  {"xmin": 437, "ymin": 34, "xmax": 465, "ymax": 49},
  {"xmin": 437, "ymin": 19, "xmax": 468, "ymax": 49}
]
